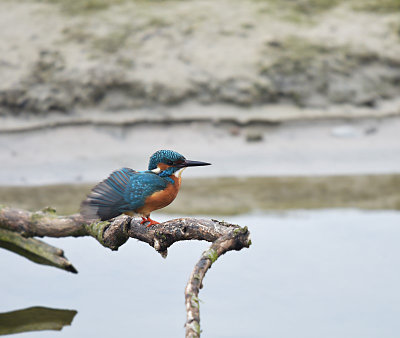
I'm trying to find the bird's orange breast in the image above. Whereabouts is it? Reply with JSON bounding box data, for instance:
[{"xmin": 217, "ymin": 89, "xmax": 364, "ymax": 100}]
[{"xmin": 136, "ymin": 175, "xmax": 181, "ymax": 216}]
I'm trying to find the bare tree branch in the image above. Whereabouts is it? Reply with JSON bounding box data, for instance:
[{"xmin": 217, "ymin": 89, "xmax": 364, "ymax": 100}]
[
  {"xmin": 0, "ymin": 228, "xmax": 77, "ymax": 273},
  {"xmin": 0, "ymin": 206, "xmax": 251, "ymax": 337},
  {"xmin": 185, "ymin": 226, "xmax": 251, "ymax": 337}
]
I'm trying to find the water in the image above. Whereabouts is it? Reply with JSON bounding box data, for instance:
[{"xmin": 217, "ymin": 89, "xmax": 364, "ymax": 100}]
[{"xmin": 1, "ymin": 210, "xmax": 400, "ymax": 338}]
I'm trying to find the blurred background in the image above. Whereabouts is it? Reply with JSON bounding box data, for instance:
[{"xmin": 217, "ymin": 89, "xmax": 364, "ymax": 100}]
[{"xmin": 1, "ymin": 0, "xmax": 400, "ymax": 337}]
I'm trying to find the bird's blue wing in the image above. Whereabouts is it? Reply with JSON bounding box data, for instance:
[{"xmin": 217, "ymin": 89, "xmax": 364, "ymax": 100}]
[
  {"xmin": 123, "ymin": 171, "xmax": 168, "ymax": 211},
  {"xmin": 80, "ymin": 168, "xmax": 167, "ymax": 221}
]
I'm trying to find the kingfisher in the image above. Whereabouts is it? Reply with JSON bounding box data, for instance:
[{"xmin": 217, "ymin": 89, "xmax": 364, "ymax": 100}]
[{"xmin": 80, "ymin": 150, "xmax": 210, "ymax": 226}]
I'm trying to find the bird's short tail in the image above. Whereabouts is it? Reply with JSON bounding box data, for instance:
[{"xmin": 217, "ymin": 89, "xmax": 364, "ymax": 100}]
[{"xmin": 80, "ymin": 168, "xmax": 134, "ymax": 221}]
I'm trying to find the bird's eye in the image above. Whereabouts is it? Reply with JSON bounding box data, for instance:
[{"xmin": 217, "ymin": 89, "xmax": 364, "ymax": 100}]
[{"xmin": 165, "ymin": 160, "xmax": 173, "ymax": 165}]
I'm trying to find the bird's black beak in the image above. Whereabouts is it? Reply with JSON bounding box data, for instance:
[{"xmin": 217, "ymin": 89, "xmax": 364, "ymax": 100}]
[{"xmin": 177, "ymin": 160, "xmax": 211, "ymax": 168}]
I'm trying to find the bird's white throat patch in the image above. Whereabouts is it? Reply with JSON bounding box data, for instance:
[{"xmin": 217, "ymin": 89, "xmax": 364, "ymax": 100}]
[
  {"xmin": 175, "ymin": 168, "xmax": 186, "ymax": 178},
  {"xmin": 152, "ymin": 166, "xmax": 185, "ymax": 177}
]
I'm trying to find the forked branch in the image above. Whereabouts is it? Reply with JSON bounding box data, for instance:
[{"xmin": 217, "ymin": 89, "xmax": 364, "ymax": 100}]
[{"xmin": 0, "ymin": 206, "xmax": 251, "ymax": 337}]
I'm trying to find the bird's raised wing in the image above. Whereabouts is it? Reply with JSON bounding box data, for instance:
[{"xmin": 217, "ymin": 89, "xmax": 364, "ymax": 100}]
[{"xmin": 80, "ymin": 168, "xmax": 167, "ymax": 221}]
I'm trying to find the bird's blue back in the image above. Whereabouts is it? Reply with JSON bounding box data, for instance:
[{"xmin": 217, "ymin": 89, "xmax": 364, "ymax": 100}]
[
  {"xmin": 123, "ymin": 170, "xmax": 168, "ymax": 209},
  {"xmin": 81, "ymin": 167, "xmax": 169, "ymax": 220}
]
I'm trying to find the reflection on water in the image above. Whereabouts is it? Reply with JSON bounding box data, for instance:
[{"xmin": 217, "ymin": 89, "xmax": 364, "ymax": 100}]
[
  {"xmin": 0, "ymin": 306, "xmax": 76, "ymax": 336},
  {"xmin": 1, "ymin": 210, "xmax": 400, "ymax": 338},
  {"xmin": 0, "ymin": 174, "xmax": 399, "ymax": 215}
]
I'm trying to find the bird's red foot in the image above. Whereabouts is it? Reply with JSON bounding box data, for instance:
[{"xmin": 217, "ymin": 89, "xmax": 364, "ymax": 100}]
[{"xmin": 140, "ymin": 216, "xmax": 160, "ymax": 227}]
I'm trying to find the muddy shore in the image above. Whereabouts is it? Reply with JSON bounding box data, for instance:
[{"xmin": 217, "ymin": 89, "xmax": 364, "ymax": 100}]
[{"xmin": 1, "ymin": 0, "xmax": 400, "ymax": 118}]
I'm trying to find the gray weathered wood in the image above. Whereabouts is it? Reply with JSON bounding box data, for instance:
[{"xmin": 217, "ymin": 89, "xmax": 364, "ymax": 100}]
[{"xmin": 0, "ymin": 206, "xmax": 251, "ymax": 337}]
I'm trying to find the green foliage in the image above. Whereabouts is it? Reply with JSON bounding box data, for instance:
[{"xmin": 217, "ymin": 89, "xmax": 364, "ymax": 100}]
[
  {"xmin": 256, "ymin": 0, "xmax": 346, "ymax": 24},
  {"xmin": 43, "ymin": 0, "xmax": 177, "ymax": 15},
  {"xmin": 256, "ymin": 0, "xmax": 400, "ymax": 23},
  {"xmin": 39, "ymin": 0, "xmax": 400, "ymax": 17},
  {"xmin": 353, "ymin": 0, "xmax": 400, "ymax": 12},
  {"xmin": 45, "ymin": 0, "xmax": 123, "ymax": 14}
]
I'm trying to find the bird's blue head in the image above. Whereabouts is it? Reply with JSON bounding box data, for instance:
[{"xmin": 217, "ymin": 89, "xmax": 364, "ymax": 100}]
[{"xmin": 148, "ymin": 150, "xmax": 210, "ymax": 177}]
